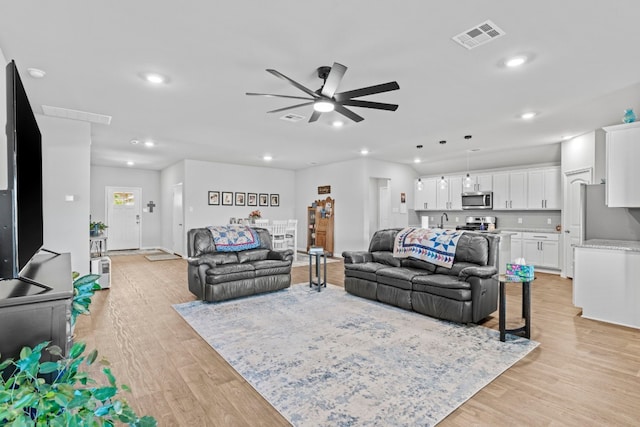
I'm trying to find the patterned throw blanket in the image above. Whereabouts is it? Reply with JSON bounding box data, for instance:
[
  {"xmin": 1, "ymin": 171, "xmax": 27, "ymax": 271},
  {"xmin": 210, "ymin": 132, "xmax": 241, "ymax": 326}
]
[
  {"xmin": 207, "ymin": 225, "xmax": 260, "ymax": 252},
  {"xmin": 393, "ymin": 227, "xmax": 465, "ymax": 269}
]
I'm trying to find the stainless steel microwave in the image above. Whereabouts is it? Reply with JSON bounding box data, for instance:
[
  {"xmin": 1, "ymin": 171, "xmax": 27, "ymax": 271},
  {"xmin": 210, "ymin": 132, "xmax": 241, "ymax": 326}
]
[{"xmin": 461, "ymin": 192, "xmax": 493, "ymax": 210}]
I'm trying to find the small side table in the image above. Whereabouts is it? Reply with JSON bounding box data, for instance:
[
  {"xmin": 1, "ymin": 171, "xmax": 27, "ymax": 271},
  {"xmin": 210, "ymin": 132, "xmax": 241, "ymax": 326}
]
[
  {"xmin": 308, "ymin": 250, "xmax": 327, "ymax": 292},
  {"xmin": 90, "ymin": 235, "xmax": 108, "ymax": 258},
  {"xmin": 499, "ymin": 274, "xmax": 533, "ymax": 342}
]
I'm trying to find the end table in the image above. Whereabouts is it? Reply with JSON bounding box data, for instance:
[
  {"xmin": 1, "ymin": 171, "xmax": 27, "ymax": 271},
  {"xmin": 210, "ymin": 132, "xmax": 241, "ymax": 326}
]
[
  {"xmin": 308, "ymin": 249, "xmax": 327, "ymax": 292},
  {"xmin": 499, "ymin": 274, "xmax": 534, "ymax": 342}
]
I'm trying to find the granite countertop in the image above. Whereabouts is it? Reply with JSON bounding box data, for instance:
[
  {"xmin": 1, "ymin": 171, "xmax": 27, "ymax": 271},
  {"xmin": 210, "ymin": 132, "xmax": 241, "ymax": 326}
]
[
  {"xmin": 575, "ymin": 239, "xmax": 640, "ymax": 252},
  {"xmin": 500, "ymin": 228, "xmax": 561, "ymax": 234}
]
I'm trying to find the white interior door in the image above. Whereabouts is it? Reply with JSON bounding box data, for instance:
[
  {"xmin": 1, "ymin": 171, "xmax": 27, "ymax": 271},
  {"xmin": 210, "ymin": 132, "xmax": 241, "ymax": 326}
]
[
  {"xmin": 172, "ymin": 183, "xmax": 184, "ymax": 256},
  {"xmin": 379, "ymin": 183, "xmax": 391, "ymax": 229},
  {"xmin": 563, "ymin": 169, "xmax": 592, "ymax": 278},
  {"xmin": 106, "ymin": 186, "xmax": 142, "ymax": 250}
]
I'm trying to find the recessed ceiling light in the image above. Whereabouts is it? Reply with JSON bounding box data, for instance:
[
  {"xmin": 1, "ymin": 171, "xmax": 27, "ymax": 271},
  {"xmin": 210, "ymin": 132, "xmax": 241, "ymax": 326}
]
[
  {"xmin": 130, "ymin": 139, "xmax": 140, "ymax": 145},
  {"xmin": 126, "ymin": 161, "xmax": 135, "ymax": 166},
  {"xmin": 360, "ymin": 149, "xmax": 369, "ymax": 155},
  {"xmin": 141, "ymin": 72, "xmax": 167, "ymax": 84},
  {"xmin": 263, "ymin": 155, "xmax": 273, "ymax": 161},
  {"xmin": 332, "ymin": 120, "xmax": 344, "ymax": 127},
  {"xmin": 414, "ymin": 158, "xmax": 421, "ymax": 163},
  {"xmin": 144, "ymin": 140, "xmax": 155, "ymax": 147},
  {"xmin": 520, "ymin": 112, "xmax": 536, "ymax": 120},
  {"xmin": 27, "ymin": 68, "xmax": 46, "ymax": 78},
  {"xmin": 505, "ymin": 55, "xmax": 527, "ymax": 68}
]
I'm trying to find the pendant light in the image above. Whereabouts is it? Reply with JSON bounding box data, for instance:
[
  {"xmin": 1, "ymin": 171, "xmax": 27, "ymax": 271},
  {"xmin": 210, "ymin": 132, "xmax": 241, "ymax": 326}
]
[
  {"xmin": 439, "ymin": 176, "xmax": 447, "ymax": 189},
  {"xmin": 417, "ymin": 178, "xmax": 423, "ymax": 191},
  {"xmin": 464, "ymin": 150, "xmax": 472, "ymax": 189}
]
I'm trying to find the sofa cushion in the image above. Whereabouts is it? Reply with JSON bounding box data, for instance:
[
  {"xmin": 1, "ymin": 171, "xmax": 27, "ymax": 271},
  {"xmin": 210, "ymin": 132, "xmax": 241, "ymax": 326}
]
[
  {"xmin": 250, "ymin": 259, "xmax": 291, "ymax": 277},
  {"xmin": 454, "ymin": 234, "xmax": 489, "ymax": 266},
  {"xmin": 401, "ymin": 258, "xmax": 437, "ymax": 272},
  {"xmin": 368, "ymin": 229, "xmax": 400, "ymax": 253},
  {"xmin": 371, "ymin": 251, "xmax": 401, "ymax": 267},
  {"xmin": 412, "ymin": 274, "xmax": 472, "ymax": 301},
  {"xmin": 238, "ymin": 249, "xmax": 270, "ymax": 263},
  {"xmin": 376, "ymin": 267, "xmax": 429, "ymax": 290},
  {"xmin": 193, "ymin": 229, "xmax": 216, "ymax": 257},
  {"xmin": 253, "ymin": 228, "xmax": 273, "ymax": 249},
  {"xmin": 434, "ymin": 262, "xmax": 478, "ymax": 276},
  {"xmin": 205, "ymin": 263, "xmax": 255, "ymax": 284},
  {"xmin": 344, "ymin": 262, "xmax": 388, "ymax": 281}
]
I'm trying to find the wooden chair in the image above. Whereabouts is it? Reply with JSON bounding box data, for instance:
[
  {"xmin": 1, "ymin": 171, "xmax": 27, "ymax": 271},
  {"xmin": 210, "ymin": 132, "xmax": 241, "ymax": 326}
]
[
  {"xmin": 270, "ymin": 220, "xmax": 288, "ymax": 250},
  {"xmin": 285, "ymin": 219, "xmax": 298, "ymax": 261},
  {"xmin": 253, "ymin": 219, "xmax": 270, "ymax": 228}
]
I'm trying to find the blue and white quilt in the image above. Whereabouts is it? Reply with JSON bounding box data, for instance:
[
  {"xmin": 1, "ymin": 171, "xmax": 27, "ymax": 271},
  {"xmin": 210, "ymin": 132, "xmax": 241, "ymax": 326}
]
[
  {"xmin": 393, "ymin": 227, "xmax": 465, "ymax": 269},
  {"xmin": 207, "ymin": 225, "xmax": 260, "ymax": 252}
]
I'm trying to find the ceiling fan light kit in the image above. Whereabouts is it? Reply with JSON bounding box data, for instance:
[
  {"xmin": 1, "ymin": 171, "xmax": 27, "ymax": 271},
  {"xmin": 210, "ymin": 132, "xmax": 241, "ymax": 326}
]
[{"xmin": 247, "ymin": 62, "xmax": 399, "ymax": 123}]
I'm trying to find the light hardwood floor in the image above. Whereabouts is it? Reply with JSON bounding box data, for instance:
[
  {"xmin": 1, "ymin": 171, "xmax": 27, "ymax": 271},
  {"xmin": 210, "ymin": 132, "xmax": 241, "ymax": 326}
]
[{"xmin": 75, "ymin": 256, "xmax": 640, "ymax": 426}]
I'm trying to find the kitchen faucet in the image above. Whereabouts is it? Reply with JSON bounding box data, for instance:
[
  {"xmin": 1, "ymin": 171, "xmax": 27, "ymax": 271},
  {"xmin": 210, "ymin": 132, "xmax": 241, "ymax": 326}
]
[{"xmin": 438, "ymin": 212, "xmax": 449, "ymax": 229}]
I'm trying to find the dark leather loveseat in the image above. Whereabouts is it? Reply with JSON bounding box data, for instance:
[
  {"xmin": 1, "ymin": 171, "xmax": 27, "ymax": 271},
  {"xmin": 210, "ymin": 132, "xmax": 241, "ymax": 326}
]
[
  {"xmin": 342, "ymin": 228, "xmax": 500, "ymax": 324},
  {"xmin": 187, "ymin": 227, "xmax": 293, "ymax": 302}
]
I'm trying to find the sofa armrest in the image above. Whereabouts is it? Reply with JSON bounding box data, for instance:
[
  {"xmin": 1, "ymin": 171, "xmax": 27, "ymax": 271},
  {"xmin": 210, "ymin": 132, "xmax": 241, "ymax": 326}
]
[
  {"xmin": 342, "ymin": 251, "xmax": 373, "ymax": 264},
  {"xmin": 459, "ymin": 265, "xmax": 498, "ymax": 280},
  {"xmin": 268, "ymin": 249, "xmax": 294, "ymax": 262},
  {"xmin": 187, "ymin": 254, "xmax": 218, "ymax": 267}
]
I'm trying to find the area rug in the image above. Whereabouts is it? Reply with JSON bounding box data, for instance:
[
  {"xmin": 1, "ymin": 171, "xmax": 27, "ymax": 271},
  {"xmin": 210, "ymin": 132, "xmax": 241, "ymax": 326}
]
[
  {"xmin": 144, "ymin": 253, "xmax": 182, "ymax": 261},
  {"xmin": 173, "ymin": 284, "xmax": 538, "ymax": 426}
]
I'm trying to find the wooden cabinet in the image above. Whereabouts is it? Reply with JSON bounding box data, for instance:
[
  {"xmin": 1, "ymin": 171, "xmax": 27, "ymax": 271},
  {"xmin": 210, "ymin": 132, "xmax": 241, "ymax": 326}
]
[
  {"xmin": 462, "ymin": 173, "xmax": 493, "ymax": 192},
  {"xmin": 522, "ymin": 232, "xmax": 559, "ymax": 269},
  {"xmin": 436, "ymin": 175, "xmax": 463, "ymax": 210},
  {"xmin": 414, "ymin": 177, "xmax": 437, "ymax": 210},
  {"xmin": 493, "ymin": 171, "xmax": 527, "ymax": 210},
  {"xmin": 603, "ymin": 121, "xmax": 640, "ymax": 207},
  {"xmin": 527, "ymin": 167, "xmax": 561, "ymax": 209},
  {"xmin": 307, "ymin": 197, "xmax": 334, "ymax": 256}
]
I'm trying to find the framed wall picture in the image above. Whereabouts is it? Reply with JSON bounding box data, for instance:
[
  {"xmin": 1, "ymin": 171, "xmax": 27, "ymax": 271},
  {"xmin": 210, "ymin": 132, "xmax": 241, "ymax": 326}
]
[
  {"xmin": 222, "ymin": 191, "xmax": 233, "ymax": 206},
  {"xmin": 208, "ymin": 191, "xmax": 220, "ymax": 206},
  {"xmin": 259, "ymin": 193, "xmax": 269, "ymax": 206},
  {"xmin": 235, "ymin": 192, "xmax": 246, "ymax": 206},
  {"xmin": 270, "ymin": 194, "xmax": 280, "ymax": 207},
  {"xmin": 247, "ymin": 193, "xmax": 258, "ymax": 206}
]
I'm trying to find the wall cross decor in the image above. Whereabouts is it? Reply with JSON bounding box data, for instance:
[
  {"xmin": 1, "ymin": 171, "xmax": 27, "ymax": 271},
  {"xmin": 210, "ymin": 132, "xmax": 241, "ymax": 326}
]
[{"xmin": 147, "ymin": 201, "xmax": 156, "ymax": 213}]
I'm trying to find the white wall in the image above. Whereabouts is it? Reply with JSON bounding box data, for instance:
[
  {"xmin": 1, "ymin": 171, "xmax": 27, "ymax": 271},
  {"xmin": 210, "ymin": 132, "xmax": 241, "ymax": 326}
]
[
  {"xmin": 90, "ymin": 165, "xmax": 162, "ymax": 248},
  {"xmin": 37, "ymin": 115, "xmax": 91, "ymax": 275},
  {"xmin": 182, "ymin": 159, "xmax": 295, "ymax": 230},
  {"xmin": 295, "ymin": 158, "xmax": 415, "ymax": 255}
]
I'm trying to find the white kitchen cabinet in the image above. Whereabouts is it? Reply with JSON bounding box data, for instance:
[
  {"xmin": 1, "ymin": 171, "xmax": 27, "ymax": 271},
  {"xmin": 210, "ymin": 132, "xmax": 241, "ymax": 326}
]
[
  {"xmin": 436, "ymin": 175, "xmax": 463, "ymax": 210},
  {"xmin": 602, "ymin": 121, "xmax": 640, "ymax": 207},
  {"xmin": 414, "ymin": 177, "xmax": 437, "ymax": 210},
  {"xmin": 527, "ymin": 167, "xmax": 561, "ymax": 209},
  {"xmin": 493, "ymin": 171, "xmax": 527, "ymax": 210},
  {"xmin": 510, "ymin": 232, "xmax": 523, "ymax": 263},
  {"xmin": 522, "ymin": 232, "xmax": 559, "ymax": 269},
  {"xmin": 462, "ymin": 173, "xmax": 493, "ymax": 192}
]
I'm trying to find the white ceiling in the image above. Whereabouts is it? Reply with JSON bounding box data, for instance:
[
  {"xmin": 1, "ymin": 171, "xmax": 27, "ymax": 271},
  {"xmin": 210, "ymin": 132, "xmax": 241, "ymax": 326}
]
[{"xmin": 2, "ymin": 1, "xmax": 640, "ymax": 175}]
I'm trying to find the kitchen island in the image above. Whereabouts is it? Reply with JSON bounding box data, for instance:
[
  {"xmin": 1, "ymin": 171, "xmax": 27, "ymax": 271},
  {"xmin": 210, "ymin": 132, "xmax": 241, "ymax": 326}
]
[{"xmin": 573, "ymin": 239, "xmax": 640, "ymax": 329}]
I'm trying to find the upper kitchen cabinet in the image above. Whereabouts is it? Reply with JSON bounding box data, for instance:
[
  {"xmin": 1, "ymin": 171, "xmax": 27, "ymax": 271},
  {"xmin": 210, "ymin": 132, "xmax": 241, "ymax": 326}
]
[
  {"xmin": 436, "ymin": 175, "xmax": 463, "ymax": 210},
  {"xmin": 527, "ymin": 167, "xmax": 561, "ymax": 210},
  {"xmin": 493, "ymin": 171, "xmax": 527, "ymax": 210},
  {"xmin": 602, "ymin": 121, "xmax": 640, "ymax": 207},
  {"xmin": 414, "ymin": 177, "xmax": 437, "ymax": 210},
  {"xmin": 462, "ymin": 173, "xmax": 493, "ymax": 192}
]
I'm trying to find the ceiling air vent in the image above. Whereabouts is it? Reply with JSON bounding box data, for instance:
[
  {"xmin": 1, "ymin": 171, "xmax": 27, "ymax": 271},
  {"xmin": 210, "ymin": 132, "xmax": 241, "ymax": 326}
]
[
  {"xmin": 280, "ymin": 113, "xmax": 305, "ymax": 123},
  {"xmin": 452, "ymin": 20, "xmax": 505, "ymax": 50},
  {"xmin": 42, "ymin": 105, "xmax": 112, "ymax": 125}
]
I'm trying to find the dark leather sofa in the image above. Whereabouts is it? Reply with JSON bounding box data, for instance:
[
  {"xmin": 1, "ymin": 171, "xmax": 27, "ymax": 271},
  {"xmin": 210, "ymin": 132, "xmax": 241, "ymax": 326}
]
[
  {"xmin": 187, "ymin": 227, "xmax": 293, "ymax": 302},
  {"xmin": 342, "ymin": 228, "xmax": 500, "ymax": 324}
]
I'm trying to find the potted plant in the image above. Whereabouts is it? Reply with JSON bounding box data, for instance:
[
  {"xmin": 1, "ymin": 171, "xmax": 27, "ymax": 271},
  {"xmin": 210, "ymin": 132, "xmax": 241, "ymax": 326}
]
[
  {"xmin": 90, "ymin": 221, "xmax": 108, "ymax": 237},
  {"xmin": 248, "ymin": 210, "xmax": 261, "ymax": 223}
]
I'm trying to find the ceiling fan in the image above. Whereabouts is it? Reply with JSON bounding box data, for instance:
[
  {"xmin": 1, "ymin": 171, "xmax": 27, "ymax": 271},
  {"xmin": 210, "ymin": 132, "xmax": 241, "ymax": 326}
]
[{"xmin": 246, "ymin": 62, "xmax": 399, "ymax": 123}]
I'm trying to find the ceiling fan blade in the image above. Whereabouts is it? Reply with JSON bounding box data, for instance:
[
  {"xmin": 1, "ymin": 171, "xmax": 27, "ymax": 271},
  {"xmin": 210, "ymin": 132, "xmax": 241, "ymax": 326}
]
[
  {"xmin": 308, "ymin": 110, "xmax": 322, "ymax": 123},
  {"xmin": 246, "ymin": 92, "xmax": 315, "ymax": 101},
  {"xmin": 334, "ymin": 104, "xmax": 364, "ymax": 123},
  {"xmin": 266, "ymin": 102, "xmax": 314, "ymax": 114},
  {"xmin": 321, "ymin": 62, "xmax": 347, "ymax": 98},
  {"xmin": 339, "ymin": 99, "xmax": 399, "ymax": 111},
  {"xmin": 334, "ymin": 81, "xmax": 400, "ymax": 101},
  {"xmin": 266, "ymin": 69, "xmax": 319, "ymax": 98}
]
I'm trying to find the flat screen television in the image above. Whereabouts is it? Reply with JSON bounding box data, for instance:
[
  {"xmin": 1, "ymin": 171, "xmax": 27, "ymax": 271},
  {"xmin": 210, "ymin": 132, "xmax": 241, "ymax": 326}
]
[{"xmin": 0, "ymin": 60, "xmax": 44, "ymax": 280}]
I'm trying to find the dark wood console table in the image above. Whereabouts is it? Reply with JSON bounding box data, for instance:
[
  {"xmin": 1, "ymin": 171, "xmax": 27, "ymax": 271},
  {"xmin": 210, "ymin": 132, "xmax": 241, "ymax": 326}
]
[{"xmin": 0, "ymin": 252, "xmax": 73, "ymax": 364}]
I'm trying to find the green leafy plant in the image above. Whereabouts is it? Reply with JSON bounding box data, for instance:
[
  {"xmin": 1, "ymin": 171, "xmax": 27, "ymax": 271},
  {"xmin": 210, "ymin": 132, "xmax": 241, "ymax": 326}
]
[
  {"xmin": 0, "ymin": 341, "xmax": 157, "ymax": 426},
  {"xmin": 72, "ymin": 273, "xmax": 102, "ymax": 327},
  {"xmin": 90, "ymin": 221, "xmax": 108, "ymax": 232}
]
